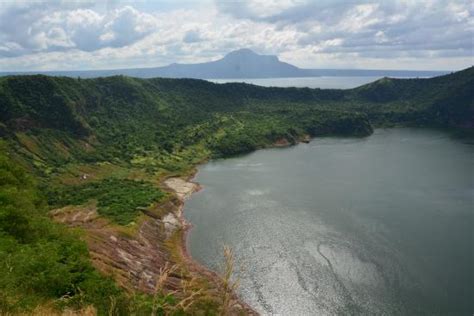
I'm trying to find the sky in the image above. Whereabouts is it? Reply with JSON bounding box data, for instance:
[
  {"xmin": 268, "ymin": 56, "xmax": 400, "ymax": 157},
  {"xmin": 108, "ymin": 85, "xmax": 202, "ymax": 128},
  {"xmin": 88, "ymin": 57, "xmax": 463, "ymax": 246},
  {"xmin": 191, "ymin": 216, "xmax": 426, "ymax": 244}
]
[{"xmin": 0, "ymin": 0, "xmax": 472, "ymax": 72}]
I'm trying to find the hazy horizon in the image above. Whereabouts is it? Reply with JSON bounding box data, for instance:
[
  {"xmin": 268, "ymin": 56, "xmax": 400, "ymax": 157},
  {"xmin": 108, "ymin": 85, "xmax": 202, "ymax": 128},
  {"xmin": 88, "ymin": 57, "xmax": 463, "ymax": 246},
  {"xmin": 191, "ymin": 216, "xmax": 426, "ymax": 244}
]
[{"xmin": 1, "ymin": 48, "xmax": 464, "ymax": 75}]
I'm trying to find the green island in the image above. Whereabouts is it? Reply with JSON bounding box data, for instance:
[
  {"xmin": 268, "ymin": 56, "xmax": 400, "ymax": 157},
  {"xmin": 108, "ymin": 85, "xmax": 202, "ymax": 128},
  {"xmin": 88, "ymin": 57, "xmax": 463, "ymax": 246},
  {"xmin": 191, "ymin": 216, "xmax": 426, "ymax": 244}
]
[{"xmin": 0, "ymin": 67, "xmax": 472, "ymax": 315}]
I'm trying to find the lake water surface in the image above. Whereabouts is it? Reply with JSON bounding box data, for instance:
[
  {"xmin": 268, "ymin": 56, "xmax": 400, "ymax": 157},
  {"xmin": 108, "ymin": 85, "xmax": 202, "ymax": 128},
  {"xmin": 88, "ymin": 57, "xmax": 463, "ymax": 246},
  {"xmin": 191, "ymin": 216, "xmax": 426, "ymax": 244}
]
[
  {"xmin": 184, "ymin": 128, "xmax": 473, "ymax": 315},
  {"xmin": 208, "ymin": 76, "xmax": 398, "ymax": 89}
]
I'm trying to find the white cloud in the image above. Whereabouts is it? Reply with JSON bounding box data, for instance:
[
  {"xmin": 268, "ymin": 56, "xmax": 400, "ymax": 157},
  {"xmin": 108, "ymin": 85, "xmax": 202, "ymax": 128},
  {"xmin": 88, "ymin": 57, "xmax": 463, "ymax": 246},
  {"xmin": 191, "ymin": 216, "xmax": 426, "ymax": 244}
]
[
  {"xmin": 0, "ymin": 0, "xmax": 472, "ymax": 71},
  {"xmin": 0, "ymin": 4, "xmax": 158, "ymax": 56}
]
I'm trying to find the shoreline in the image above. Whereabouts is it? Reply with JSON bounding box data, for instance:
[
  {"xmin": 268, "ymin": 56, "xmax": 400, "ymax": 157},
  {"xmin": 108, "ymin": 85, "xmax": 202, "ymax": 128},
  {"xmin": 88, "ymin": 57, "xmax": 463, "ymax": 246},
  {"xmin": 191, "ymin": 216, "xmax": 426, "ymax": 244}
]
[
  {"xmin": 164, "ymin": 134, "xmax": 316, "ymax": 314},
  {"xmin": 166, "ymin": 133, "xmax": 338, "ymax": 315},
  {"xmin": 51, "ymin": 133, "xmax": 322, "ymax": 313},
  {"xmin": 163, "ymin": 173, "xmax": 258, "ymax": 315}
]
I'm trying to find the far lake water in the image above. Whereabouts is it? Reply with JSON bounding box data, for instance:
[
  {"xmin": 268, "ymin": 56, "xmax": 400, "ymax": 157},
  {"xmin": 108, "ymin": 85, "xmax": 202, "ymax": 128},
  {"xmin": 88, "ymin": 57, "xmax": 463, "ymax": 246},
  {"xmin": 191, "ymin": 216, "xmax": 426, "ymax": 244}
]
[
  {"xmin": 208, "ymin": 76, "xmax": 393, "ymax": 89},
  {"xmin": 185, "ymin": 128, "xmax": 473, "ymax": 315}
]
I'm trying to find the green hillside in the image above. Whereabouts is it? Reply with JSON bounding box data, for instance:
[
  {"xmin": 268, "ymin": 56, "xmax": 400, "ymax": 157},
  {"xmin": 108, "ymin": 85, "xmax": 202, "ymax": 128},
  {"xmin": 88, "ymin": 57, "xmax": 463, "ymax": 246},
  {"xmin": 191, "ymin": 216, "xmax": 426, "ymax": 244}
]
[
  {"xmin": 0, "ymin": 74, "xmax": 375, "ymax": 169},
  {"xmin": 348, "ymin": 66, "xmax": 474, "ymax": 127},
  {"xmin": 0, "ymin": 67, "xmax": 472, "ymax": 314}
]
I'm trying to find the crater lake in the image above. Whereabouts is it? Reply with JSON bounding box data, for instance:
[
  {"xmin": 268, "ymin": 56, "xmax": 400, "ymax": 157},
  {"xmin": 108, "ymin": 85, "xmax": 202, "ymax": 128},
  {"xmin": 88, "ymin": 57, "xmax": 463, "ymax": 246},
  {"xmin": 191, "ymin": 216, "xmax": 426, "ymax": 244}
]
[{"xmin": 184, "ymin": 128, "xmax": 473, "ymax": 315}]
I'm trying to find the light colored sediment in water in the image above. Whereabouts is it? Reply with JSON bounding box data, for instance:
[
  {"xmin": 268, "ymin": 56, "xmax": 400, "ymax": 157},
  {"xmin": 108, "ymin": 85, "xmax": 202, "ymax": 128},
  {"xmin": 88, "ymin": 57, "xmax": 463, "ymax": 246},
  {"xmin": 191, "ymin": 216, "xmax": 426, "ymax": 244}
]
[
  {"xmin": 164, "ymin": 177, "xmax": 201, "ymax": 200},
  {"xmin": 162, "ymin": 177, "xmax": 200, "ymax": 238}
]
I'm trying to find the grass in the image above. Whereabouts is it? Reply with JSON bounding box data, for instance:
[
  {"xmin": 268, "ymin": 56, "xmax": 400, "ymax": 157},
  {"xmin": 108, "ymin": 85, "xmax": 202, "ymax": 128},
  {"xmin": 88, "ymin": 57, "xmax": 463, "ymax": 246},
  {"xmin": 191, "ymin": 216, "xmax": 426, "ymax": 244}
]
[{"xmin": 47, "ymin": 178, "xmax": 166, "ymax": 225}]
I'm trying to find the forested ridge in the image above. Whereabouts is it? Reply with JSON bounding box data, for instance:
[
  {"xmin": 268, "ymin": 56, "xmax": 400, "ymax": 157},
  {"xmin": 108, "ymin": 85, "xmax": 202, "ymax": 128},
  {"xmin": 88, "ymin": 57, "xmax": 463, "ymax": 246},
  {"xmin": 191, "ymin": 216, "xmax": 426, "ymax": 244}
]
[{"xmin": 0, "ymin": 67, "xmax": 472, "ymax": 314}]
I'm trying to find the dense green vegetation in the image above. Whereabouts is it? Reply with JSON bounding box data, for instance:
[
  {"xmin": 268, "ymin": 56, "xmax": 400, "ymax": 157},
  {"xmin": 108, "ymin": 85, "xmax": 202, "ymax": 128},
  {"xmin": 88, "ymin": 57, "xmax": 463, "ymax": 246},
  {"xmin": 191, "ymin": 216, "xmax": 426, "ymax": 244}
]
[
  {"xmin": 1, "ymin": 68, "xmax": 472, "ymax": 165},
  {"xmin": 0, "ymin": 141, "xmax": 217, "ymax": 315},
  {"xmin": 0, "ymin": 67, "xmax": 472, "ymax": 314},
  {"xmin": 47, "ymin": 178, "xmax": 165, "ymax": 225},
  {"xmin": 0, "ymin": 74, "xmax": 374, "ymax": 166},
  {"xmin": 347, "ymin": 67, "xmax": 474, "ymax": 128},
  {"xmin": 0, "ymin": 141, "xmax": 129, "ymax": 314}
]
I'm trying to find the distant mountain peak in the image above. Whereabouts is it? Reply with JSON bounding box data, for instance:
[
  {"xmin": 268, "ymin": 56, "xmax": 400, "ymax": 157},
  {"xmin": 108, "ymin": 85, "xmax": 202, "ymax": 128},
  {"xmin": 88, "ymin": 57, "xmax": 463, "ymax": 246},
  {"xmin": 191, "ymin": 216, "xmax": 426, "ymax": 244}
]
[
  {"xmin": 0, "ymin": 48, "xmax": 449, "ymax": 79},
  {"xmin": 224, "ymin": 48, "xmax": 259, "ymax": 57},
  {"xmin": 222, "ymin": 48, "xmax": 279, "ymax": 62}
]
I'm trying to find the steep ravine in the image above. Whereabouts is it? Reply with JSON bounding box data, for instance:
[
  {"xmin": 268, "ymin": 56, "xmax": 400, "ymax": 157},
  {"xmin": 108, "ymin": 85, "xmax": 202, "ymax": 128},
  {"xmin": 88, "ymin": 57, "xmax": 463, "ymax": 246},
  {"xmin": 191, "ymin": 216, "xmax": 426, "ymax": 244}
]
[{"xmin": 51, "ymin": 174, "xmax": 257, "ymax": 314}]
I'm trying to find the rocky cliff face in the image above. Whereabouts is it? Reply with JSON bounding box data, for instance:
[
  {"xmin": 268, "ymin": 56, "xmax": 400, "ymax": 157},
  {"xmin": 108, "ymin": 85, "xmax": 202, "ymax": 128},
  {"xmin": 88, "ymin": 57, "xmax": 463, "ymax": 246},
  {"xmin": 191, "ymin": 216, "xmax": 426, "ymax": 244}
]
[
  {"xmin": 50, "ymin": 195, "xmax": 182, "ymax": 293},
  {"xmin": 50, "ymin": 176, "xmax": 257, "ymax": 314}
]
